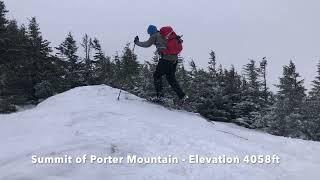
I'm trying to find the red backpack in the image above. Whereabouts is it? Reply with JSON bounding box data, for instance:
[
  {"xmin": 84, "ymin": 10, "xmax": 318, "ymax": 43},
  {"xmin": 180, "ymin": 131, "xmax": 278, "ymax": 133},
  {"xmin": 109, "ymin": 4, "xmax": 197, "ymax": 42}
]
[{"xmin": 159, "ymin": 26, "xmax": 183, "ymax": 55}]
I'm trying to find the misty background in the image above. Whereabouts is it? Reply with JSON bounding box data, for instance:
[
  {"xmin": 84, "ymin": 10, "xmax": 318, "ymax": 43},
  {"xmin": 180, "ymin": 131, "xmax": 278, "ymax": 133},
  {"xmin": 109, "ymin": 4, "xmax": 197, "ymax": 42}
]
[{"xmin": 3, "ymin": 0, "xmax": 320, "ymax": 90}]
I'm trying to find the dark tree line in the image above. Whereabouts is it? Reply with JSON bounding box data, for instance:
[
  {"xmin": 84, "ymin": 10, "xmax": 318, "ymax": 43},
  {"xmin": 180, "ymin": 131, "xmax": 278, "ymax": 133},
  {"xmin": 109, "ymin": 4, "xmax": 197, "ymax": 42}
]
[{"xmin": 1, "ymin": 1, "xmax": 319, "ymax": 141}]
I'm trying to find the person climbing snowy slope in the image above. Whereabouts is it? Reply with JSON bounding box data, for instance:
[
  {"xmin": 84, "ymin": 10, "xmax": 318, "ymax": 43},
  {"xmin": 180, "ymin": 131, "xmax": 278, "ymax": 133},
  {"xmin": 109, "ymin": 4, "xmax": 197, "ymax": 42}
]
[{"xmin": 134, "ymin": 25, "xmax": 188, "ymax": 103}]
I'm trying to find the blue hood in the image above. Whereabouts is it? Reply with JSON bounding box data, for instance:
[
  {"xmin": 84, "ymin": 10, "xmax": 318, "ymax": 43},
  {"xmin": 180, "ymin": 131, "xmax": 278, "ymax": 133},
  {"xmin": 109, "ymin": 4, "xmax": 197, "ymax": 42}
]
[{"xmin": 147, "ymin": 25, "xmax": 158, "ymax": 35}]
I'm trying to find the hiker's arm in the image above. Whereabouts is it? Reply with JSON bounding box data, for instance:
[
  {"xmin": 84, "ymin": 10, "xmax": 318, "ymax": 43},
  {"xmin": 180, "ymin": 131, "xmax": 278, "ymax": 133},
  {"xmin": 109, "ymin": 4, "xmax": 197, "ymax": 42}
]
[{"xmin": 135, "ymin": 35, "xmax": 156, "ymax": 48}]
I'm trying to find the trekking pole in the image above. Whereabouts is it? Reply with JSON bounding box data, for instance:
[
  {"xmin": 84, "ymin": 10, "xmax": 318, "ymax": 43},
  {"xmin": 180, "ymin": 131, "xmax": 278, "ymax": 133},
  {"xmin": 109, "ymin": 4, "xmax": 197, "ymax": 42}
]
[{"xmin": 117, "ymin": 89, "xmax": 122, "ymax": 100}]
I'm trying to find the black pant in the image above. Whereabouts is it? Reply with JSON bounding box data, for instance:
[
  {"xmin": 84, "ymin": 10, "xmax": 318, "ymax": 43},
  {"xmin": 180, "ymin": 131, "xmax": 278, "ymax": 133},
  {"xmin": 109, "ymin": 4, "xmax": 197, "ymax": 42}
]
[{"xmin": 153, "ymin": 59, "xmax": 185, "ymax": 99}]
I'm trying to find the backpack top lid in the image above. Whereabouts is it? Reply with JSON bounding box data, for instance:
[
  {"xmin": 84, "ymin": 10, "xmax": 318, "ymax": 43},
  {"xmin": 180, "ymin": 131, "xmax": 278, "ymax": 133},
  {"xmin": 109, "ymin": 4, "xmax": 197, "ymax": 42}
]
[
  {"xmin": 160, "ymin": 26, "xmax": 176, "ymax": 39},
  {"xmin": 159, "ymin": 26, "xmax": 183, "ymax": 55}
]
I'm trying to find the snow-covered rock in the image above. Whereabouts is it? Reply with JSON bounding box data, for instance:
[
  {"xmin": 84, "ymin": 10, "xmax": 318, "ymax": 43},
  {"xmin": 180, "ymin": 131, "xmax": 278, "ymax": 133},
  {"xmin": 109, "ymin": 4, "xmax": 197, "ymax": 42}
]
[{"xmin": 0, "ymin": 85, "xmax": 319, "ymax": 180}]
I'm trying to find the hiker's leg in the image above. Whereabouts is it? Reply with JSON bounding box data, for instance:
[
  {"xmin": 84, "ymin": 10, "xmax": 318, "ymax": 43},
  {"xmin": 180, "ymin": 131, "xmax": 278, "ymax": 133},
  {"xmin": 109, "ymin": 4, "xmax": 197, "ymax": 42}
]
[
  {"xmin": 166, "ymin": 61, "xmax": 185, "ymax": 99},
  {"xmin": 153, "ymin": 60, "xmax": 165, "ymax": 97}
]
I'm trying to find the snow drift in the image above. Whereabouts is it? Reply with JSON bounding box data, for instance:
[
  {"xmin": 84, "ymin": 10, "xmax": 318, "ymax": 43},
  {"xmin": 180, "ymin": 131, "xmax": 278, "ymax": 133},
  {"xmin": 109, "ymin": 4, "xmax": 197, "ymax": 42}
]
[{"xmin": 0, "ymin": 85, "xmax": 319, "ymax": 180}]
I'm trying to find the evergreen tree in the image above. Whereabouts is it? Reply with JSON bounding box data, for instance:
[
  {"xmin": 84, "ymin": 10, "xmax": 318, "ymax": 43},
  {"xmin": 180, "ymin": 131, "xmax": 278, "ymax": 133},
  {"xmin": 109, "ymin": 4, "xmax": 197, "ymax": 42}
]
[
  {"xmin": 136, "ymin": 61, "xmax": 154, "ymax": 98},
  {"xmin": 224, "ymin": 65, "xmax": 242, "ymax": 119},
  {"xmin": 243, "ymin": 60, "xmax": 260, "ymax": 101},
  {"xmin": 189, "ymin": 54, "xmax": 230, "ymax": 121},
  {"xmin": 254, "ymin": 57, "xmax": 274, "ymax": 128},
  {"xmin": 259, "ymin": 57, "xmax": 269, "ymax": 103},
  {"xmin": 56, "ymin": 32, "xmax": 81, "ymax": 88},
  {"xmin": 135, "ymin": 52, "xmax": 159, "ymax": 98},
  {"xmin": 0, "ymin": 1, "xmax": 14, "ymax": 112},
  {"xmin": 175, "ymin": 58, "xmax": 190, "ymax": 98},
  {"xmin": 310, "ymin": 61, "xmax": 320, "ymax": 98},
  {"xmin": 224, "ymin": 65, "xmax": 241, "ymax": 96},
  {"xmin": 1, "ymin": 20, "xmax": 31, "ymax": 104},
  {"xmin": 234, "ymin": 60, "xmax": 262, "ymax": 127},
  {"xmin": 208, "ymin": 50, "xmax": 216, "ymax": 76},
  {"xmin": 26, "ymin": 17, "xmax": 53, "ymax": 98},
  {"xmin": 119, "ymin": 44, "xmax": 140, "ymax": 91},
  {"xmin": 276, "ymin": 61, "xmax": 305, "ymax": 108},
  {"xmin": 92, "ymin": 38, "xmax": 104, "ymax": 61},
  {"xmin": 150, "ymin": 51, "xmax": 159, "ymax": 70},
  {"xmin": 189, "ymin": 59, "xmax": 197, "ymax": 76},
  {"xmin": 92, "ymin": 38, "xmax": 113, "ymax": 84},
  {"xmin": 304, "ymin": 60, "xmax": 320, "ymax": 140},
  {"xmin": 0, "ymin": 1, "xmax": 8, "ymax": 32},
  {"xmin": 27, "ymin": 17, "xmax": 65, "ymax": 100},
  {"xmin": 1, "ymin": 17, "xmax": 32, "ymax": 106},
  {"xmin": 0, "ymin": 6, "xmax": 63, "ymax": 110},
  {"xmin": 215, "ymin": 64, "xmax": 224, "ymax": 86},
  {"xmin": 111, "ymin": 52, "xmax": 122, "ymax": 87},
  {"xmin": 269, "ymin": 61, "xmax": 306, "ymax": 138},
  {"xmin": 56, "ymin": 32, "xmax": 78, "ymax": 65},
  {"xmin": 28, "ymin": 17, "xmax": 51, "ymax": 56}
]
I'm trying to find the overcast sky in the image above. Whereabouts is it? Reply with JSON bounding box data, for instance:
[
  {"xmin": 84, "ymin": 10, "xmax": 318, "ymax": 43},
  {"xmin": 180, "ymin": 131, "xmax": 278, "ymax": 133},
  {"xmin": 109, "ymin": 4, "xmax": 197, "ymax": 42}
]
[{"xmin": 3, "ymin": 0, "xmax": 320, "ymax": 91}]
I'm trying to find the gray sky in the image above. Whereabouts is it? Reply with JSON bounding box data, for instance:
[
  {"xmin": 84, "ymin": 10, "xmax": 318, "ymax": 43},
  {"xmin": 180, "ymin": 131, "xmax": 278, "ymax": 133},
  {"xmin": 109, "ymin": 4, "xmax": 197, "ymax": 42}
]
[{"xmin": 3, "ymin": 0, "xmax": 320, "ymax": 91}]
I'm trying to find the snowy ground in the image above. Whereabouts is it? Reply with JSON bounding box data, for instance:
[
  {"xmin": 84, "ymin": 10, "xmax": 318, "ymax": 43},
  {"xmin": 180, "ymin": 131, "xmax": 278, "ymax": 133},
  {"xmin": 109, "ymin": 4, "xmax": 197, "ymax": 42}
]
[{"xmin": 0, "ymin": 85, "xmax": 319, "ymax": 180}]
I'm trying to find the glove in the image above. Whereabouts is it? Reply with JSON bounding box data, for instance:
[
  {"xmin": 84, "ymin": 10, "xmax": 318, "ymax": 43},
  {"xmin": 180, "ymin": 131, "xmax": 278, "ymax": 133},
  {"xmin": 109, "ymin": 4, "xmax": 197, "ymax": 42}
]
[{"xmin": 134, "ymin": 36, "xmax": 139, "ymax": 44}]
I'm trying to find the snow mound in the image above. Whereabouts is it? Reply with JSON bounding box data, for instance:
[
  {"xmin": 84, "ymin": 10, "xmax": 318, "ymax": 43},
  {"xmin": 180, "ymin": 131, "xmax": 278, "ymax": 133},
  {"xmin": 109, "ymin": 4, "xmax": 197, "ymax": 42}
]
[{"xmin": 0, "ymin": 85, "xmax": 319, "ymax": 180}]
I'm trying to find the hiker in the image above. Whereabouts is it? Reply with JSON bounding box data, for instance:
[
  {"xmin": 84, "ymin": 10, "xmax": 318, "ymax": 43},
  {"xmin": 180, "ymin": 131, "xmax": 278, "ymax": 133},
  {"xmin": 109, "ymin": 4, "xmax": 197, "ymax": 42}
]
[{"xmin": 134, "ymin": 25, "xmax": 188, "ymax": 102}]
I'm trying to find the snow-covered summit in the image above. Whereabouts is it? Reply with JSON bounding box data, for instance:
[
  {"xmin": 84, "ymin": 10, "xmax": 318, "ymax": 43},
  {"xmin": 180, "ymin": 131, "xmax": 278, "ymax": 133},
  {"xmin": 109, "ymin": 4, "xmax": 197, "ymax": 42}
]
[{"xmin": 0, "ymin": 85, "xmax": 319, "ymax": 180}]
